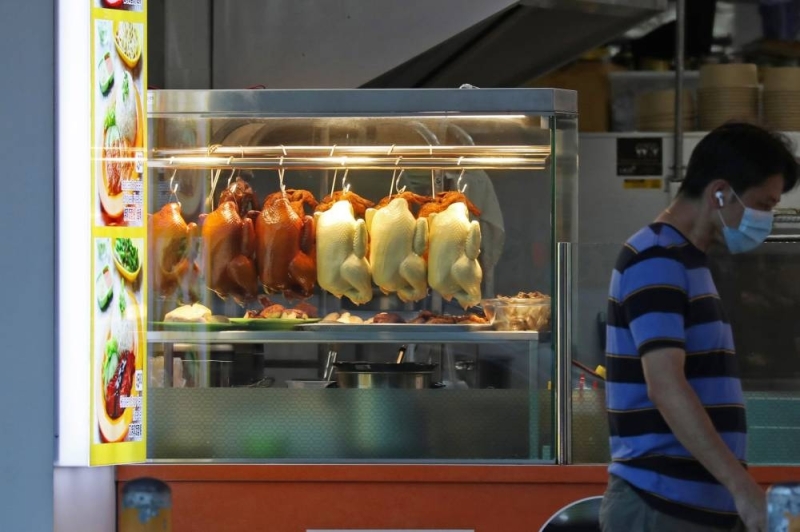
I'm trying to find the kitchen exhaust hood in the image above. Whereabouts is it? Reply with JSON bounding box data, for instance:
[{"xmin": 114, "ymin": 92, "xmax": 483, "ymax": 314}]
[
  {"xmin": 364, "ymin": 0, "xmax": 668, "ymax": 88},
  {"xmin": 156, "ymin": 0, "xmax": 666, "ymax": 89}
]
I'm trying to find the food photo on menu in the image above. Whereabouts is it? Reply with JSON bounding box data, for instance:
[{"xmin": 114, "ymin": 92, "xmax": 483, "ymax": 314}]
[
  {"xmin": 94, "ymin": 18, "xmax": 144, "ymax": 227},
  {"xmin": 93, "ymin": 237, "xmax": 144, "ymax": 444},
  {"xmin": 94, "ymin": 0, "xmax": 144, "ymax": 12}
]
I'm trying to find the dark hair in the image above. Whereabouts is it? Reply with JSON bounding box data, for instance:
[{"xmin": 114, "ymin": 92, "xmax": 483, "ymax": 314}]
[{"xmin": 678, "ymin": 122, "xmax": 798, "ymax": 198}]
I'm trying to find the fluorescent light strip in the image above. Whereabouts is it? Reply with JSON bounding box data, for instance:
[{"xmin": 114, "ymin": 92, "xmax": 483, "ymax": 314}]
[
  {"xmin": 148, "ymin": 156, "xmax": 547, "ymax": 170},
  {"xmin": 154, "ymin": 145, "xmax": 552, "ymax": 158}
]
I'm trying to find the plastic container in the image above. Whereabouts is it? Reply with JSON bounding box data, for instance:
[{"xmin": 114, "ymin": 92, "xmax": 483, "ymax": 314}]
[
  {"xmin": 480, "ymin": 298, "xmax": 503, "ymax": 322},
  {"xmin": 767, "ymin": 482, "xmax": 800, "ymax": 531},
  {"xmin": 490, "ymin": 299, "xmax": 551, "ymax": 332}
]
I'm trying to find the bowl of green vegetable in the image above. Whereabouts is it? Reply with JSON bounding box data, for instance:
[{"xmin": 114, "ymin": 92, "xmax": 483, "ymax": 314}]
[{"xmin": 112, "ymin": 237, "xmax": 141, "ymax": 283}]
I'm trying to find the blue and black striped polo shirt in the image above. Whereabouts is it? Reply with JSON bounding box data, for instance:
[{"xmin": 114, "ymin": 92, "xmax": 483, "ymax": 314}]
[{"xmin": 606, "ymin": 222, "xmax": 747, "ymax": 527}]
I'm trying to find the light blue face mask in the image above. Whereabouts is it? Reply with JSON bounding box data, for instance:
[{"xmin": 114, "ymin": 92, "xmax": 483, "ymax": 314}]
[{"xmin": 718, "ymin": 191, "xmax": 774, "ymax": 254}]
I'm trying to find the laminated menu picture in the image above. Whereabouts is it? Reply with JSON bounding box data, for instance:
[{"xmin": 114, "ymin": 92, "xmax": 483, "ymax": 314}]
[
  {"xmin": 92, "ymin": 237, "xmax": 144, "ymax": 444},
  {"xmin": 94, "ymin": 0, "xmax": 144, "ymax": 13},
  {"xmin": 93, "ymin": 18, "xmax": 145, "ymax": 227}
]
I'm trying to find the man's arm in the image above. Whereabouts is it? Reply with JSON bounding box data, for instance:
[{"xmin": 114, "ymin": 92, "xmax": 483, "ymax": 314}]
[{"xmin": 642, "ymin": 347, "xmax": 765, "ymax": 531}]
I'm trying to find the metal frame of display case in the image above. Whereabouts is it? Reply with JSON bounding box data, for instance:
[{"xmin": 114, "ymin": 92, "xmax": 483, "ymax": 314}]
[
  {"xmin": 148, "ymin": 330, "xmax": 543, "ymax": 344},
  {"xmin": 148, "ymin": 88, "xmax": 577, "ymax": 116}
]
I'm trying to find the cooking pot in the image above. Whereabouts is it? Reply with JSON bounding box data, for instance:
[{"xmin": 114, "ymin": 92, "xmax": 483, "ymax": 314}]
[{"xmin": 333, "ymin": 362, "xmax": 440, "ymax": 389}]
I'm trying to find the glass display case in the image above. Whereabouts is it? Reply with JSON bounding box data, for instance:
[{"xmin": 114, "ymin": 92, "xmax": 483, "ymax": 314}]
[{"xmin": 145, "ymin": 88, "xmax": 578, "ymax": 462}]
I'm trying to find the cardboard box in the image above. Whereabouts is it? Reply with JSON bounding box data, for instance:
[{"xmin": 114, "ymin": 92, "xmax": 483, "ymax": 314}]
[{"xmin": 526, "ymin": 58, "xmax": 626, "ymax": 132}]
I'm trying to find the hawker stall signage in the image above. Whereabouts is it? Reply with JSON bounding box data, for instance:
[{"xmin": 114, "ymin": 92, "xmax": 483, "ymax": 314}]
[{"xmin": 89, "ymin": 0, "xmax": 147, "ymax": 465}]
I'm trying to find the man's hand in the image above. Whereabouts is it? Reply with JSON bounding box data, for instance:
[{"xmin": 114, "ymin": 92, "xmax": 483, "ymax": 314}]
[{"xmin": 732, "ymin": 478, "xmax": 766, "ymax": 532}]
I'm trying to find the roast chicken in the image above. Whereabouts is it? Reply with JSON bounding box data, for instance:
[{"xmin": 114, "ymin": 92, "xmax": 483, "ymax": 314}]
[
  {"xmin": 149, "ymin": 202, "xmax": 200, "ymax": 301},
  {"xmin": 316, "ymin": 190, "xmax": 374, "ymax": 219},
  {"xmin": 220, "ymin": 176, "xmax": 259, "ymax": 216},
  {"xmin": 418, "ymin": 191, "xmax": 481, "ymax": 219},
  {"xmin": 315, "ymin": 199, "xmax": 373, "ymax": 305},
  {"xmin": 255, "ymin": 189, "xmax": 318, "ymax": 299},
  {"xmin": 365, "ymin": 193, "xmax": 429, "ymax": 302},
  {"xmin": 427, "ymin": 202, "xmax": 483, "ymax": 309},
  {"xmin": 201, "ymin": 181, "xmax": 261, "ymax": 304}
]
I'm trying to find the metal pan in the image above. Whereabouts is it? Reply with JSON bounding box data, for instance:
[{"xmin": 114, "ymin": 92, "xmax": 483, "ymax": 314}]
[{"xmin": 333, "ymin": 362, "xmax": 439, "ymax": 389}]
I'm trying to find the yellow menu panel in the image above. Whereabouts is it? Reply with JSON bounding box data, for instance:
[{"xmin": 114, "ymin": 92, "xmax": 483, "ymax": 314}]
[{"xmin": 90, "ymin": 0, "xmax": 147, "ymax": 465}]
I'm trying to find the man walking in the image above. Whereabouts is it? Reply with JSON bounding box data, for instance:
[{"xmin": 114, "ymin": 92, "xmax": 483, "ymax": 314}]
[{"xmin": 600, "ymin": 123, "xmax": 798, "ymax": 532}]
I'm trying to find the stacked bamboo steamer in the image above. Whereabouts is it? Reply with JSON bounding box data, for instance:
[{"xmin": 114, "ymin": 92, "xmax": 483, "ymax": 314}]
[
  {"xmin": 763, "ymin": 67, "xmax": 800, "ymax": 131},
  {"xmin": 698, "ymin": 64, "xmax": 759, "ymax": 130},
  {"xmin": 635, "ymin": 89, "xmax": 695, "ymax": 132}
]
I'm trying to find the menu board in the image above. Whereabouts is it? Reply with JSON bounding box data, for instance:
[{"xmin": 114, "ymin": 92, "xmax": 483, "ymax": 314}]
[{"xmin": 90, "ymin": 0, "xmax": 147, "ymax": 465}]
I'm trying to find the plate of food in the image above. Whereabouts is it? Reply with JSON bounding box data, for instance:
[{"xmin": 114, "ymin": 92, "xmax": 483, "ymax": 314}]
[
  {"xmin": 96, "ymin": 287, "xmax": 142, "ymax": 443},
  {"xmin": 151, "ymin": 303, "xmax": 238, "ymax": 331},
  {"xmin": 151, "ymin": 321, "xmax": 237, "ymax": 332},
  {"xmin": 98, "ymin": 72, "xmax": 142, "ymax": 220},
  {"xmin": 229, "ymin": 317, "xmax": 321, "ymax": 330},
  {"xmin": 111, "ymin": 237, "xmax": 141, "ymax": 283},
  {"xmin": 235, "ymin": 299, "xmax": 320, "ymax": 330},
  {"xmin": 113, "ymin": 21, "xmax": 142, "ymax": 69},
  {"xmin": 296, "ymin": 311, "xmax": 492, "ymax": 332},
  {"xmin": 95, "ymin": 263, "xmax": 115, "ymax": 311},
  {"xmin": 98, "ymin": 123, "xmax": 133, "ymax": 220}
]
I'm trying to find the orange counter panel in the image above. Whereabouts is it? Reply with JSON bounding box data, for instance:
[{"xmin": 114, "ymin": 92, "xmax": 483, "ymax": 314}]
[{"xmin": 116, "ymin": 465, "xmax": 800, "ymax": 531}]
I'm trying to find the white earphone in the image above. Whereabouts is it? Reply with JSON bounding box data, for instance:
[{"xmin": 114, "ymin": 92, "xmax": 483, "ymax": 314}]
[{"xmin": 715, "ymin": 191, "xmax": 725, "ymax": 207}]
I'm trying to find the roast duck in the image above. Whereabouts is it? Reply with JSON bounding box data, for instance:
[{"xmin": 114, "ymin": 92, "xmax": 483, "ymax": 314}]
[
  {"xmin": 149, "ymin": 202, "xmax": 201, "ymax": 301},
  {"xmin": 201, "ymin": 177, "xmax": 261, "ymax": 304},
  {"xmin": 420, "ymin": 191, "xmax": 483, "ymax": 309},
  {"xmin": 365, "ymin": 191, "xmax": 430, "ymax": 302},
  {"xmin": 315, "ymin": 191, "xmax": 374, "ymax": 305},
  {"xmin": 255, "ymin": 188, "xmax": 318, "ymax": 299}
]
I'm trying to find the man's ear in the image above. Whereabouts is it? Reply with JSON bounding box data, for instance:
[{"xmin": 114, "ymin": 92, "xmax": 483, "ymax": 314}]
[{"xmin": 706, "ymin": 179, "xmax": 728, "ymax": 210}]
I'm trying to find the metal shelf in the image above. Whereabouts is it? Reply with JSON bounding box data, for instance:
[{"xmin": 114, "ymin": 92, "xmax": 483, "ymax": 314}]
[{"xmin": 147, "ymin": 329, "xmax": 545, "ymax": 345}]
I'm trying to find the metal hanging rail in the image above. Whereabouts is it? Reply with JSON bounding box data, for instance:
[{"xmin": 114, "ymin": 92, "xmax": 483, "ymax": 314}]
[{"xmin": 147, "ymin": 144, "xmax": 551, "ymax": 171}]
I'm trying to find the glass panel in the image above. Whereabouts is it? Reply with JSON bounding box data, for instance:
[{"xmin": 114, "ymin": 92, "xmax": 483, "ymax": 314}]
[
  {"xmin": 570, "ymin": 241, "xmax": 800, "ymax": 466},
  {"xmin": 571, "ymin": 243, "xmax": 616, "ymax": 464},
  {"xmin": 148, "ymin": 341, "xmax": 553, "ymax": 461},
  {"xmin": 554, "ymin": 115, "xmax": 579, "ymax": 245},
  {"xmin": 148, "ymin": 113, "xmax": 555, "ymax": 317},
  {"xmin": 710, "ymin": 242, "xmax": 800, "ymax": 465},
  {"xmin": 146, "ymin": 99, "xmax": 572, "ymax": 462}
]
